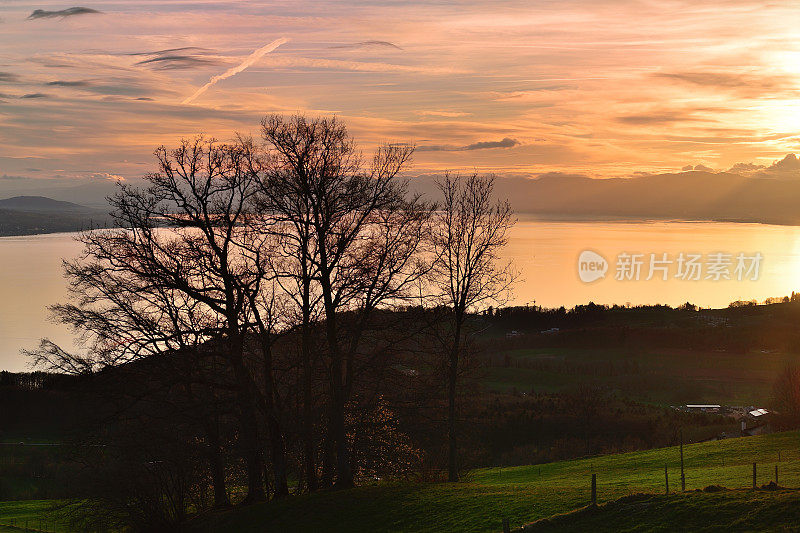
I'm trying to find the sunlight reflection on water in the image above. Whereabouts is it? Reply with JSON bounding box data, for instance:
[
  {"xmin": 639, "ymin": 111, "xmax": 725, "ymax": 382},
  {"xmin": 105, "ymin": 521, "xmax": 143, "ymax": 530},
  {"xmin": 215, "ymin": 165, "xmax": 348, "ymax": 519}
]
[{"xmin": 2, "ymin": 220, "xmax": 800, "ymax": 370}]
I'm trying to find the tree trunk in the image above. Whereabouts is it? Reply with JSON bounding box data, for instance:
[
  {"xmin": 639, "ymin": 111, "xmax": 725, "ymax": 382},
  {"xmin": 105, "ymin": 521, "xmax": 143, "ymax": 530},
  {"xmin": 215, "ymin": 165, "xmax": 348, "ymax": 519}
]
[
  {"xmin": 205, "ymin": 420, "xmax": 231, "ymax": 509},
  {"xmin": 302, "ymin": 317, "xmax": 318, "ymax": 491},
  {"xmin": 230, "ymin": 340, "xmax": 266, "ymax": 503},
  {"xmin": 328, "ymin": 325, "xmax": 354, "ymax": 489},
  {"xmin": 300, "ymin": 270, "xmax": 318, "ymax": 492},
  {"xmin": 186, "ymin": 376, "xmax": 231, "ymax": 509},
  {"xmin": 447, "ymin": 318, "xmax": 463, "ymax": 482},
  {"xmin": 267, "ymin": 413, "xmax": 289, "ymax": 497},
  {"xmin": 238, "ymin": 401, "xmax": 266, "ymax": 503},
  {"xmin": 331, "ymin": 392, "xmax": 354, "ymax": 489},
  {"xmin": 320, "ymin": 264, "xmax": 354, "ymax": 489},
  {"xmin": 321, "ymin": 433, "xmax": 335, "ymax": 488},
  {"xmin": 261, "ymin": 341, "xmax": 289, "ymax": 498}
]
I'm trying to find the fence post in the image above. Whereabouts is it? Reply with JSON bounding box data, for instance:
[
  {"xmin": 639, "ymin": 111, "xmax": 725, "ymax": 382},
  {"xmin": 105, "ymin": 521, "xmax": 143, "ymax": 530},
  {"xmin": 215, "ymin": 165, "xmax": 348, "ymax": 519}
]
[
  {"xmin": 753, "ymin": 462, "xmax": 757, "ymax": 489},
  {"xmin": 502, "ymin": 517, "xmax": 511, "ymax": 533},
  {"xmin": 680, "ymin": 429, "xmax": 686, "ymax": 492},
  {"xmin": 665, "ymin": 464, "xmax": 669, "ymax": 494},
  {"xmin": 591, "ymin": 473, "xmax": 597, "ymax": 505}
]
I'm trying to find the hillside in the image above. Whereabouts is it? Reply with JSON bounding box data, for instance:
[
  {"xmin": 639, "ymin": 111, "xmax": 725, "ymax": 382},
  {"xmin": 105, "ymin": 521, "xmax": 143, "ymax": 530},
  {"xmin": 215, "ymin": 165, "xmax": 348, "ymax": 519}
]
[
  {"xmin": 0, "ymin": 196, "xmax": 113, "ymax": 236},
  {"xmin": 472, "ymin": 300, "xmax": 800, "ymax": 411},
  {"xmin": 0, "ymin": 196, "xmax": 92, "ymax": 213}
]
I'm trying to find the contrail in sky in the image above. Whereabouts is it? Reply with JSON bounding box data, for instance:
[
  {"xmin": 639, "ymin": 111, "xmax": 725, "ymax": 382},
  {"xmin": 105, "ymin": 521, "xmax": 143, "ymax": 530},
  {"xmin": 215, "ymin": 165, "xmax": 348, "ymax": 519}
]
[{"xmin": 182, "ymin": 37, "xmax": 289, "ymax": 104}]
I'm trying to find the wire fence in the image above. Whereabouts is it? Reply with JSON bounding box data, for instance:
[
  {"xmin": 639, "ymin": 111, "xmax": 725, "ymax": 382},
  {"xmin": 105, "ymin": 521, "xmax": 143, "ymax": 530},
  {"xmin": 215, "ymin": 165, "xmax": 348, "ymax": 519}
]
[{"xmin": 497, "ymin": 435, "xmax": 800, "ymax": 532}]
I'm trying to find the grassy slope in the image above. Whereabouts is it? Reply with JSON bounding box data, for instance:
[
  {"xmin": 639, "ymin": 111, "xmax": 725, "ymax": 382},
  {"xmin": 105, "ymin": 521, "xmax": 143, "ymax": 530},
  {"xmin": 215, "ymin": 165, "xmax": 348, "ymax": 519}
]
[{"xmin": 191, "ymin": 431, "xmax": 800, "ymax": 532}]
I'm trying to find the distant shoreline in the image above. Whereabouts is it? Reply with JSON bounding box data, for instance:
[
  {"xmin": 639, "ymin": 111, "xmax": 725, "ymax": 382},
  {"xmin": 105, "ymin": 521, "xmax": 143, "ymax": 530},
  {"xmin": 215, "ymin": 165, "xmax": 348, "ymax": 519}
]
[
  {"xmin": 514, "ymin": 212, "xmax": 800, "ymax": 227},
  {"xmin": 2, "ymin": 213, "xmax": 798, "ymax": 239}
]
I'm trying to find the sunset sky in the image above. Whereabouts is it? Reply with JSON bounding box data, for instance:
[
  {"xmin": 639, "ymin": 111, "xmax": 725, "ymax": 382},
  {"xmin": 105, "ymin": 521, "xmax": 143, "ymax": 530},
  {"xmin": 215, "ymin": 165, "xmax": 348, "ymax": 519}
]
[{"xmin": 2, "ymin": 0, "xmax": 800, "ymax": 194}]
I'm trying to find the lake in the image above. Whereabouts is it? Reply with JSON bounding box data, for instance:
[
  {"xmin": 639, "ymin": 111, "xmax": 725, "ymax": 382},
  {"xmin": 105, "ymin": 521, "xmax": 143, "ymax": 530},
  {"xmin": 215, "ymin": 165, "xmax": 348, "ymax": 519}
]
[{"xmin": 3, "ymin": 219, "xmax": 800, "ymax": 371}]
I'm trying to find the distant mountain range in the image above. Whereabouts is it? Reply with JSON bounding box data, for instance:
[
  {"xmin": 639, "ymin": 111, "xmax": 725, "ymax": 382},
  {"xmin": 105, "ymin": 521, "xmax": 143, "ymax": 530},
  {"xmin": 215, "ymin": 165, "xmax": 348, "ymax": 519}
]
[
  {"xmin": 504, "ymin": 171, "xmax": 800, "ymax": 224},
  {"xmin": 411, "ymin": 169, "xmax": 800, "ymax": 226},
  {"xmin": 4, "ymin": 167, "xmax": 800, "ymax": 237},
  {"xmin": 0, "ymin": 196, "xmax": 113, "ymax": 236}
]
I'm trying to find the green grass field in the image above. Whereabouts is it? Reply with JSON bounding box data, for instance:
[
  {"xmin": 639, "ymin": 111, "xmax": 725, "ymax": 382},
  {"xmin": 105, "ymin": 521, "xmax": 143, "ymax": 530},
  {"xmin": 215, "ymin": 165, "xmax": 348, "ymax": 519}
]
[
  {"xmin": 0, "ymin": 500, "xmax": 65, "ymax": 532},
  {"xmin": 3, "ymin": 431, "xmax": 799, "ymax": 532}
]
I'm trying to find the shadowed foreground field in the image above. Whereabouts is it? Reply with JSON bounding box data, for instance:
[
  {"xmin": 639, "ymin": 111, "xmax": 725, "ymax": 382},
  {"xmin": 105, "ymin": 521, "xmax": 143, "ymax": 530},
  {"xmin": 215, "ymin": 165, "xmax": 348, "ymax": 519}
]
[
  {"xmin": 522, "ymin": 490, "xmax": 800, "ymax": 532},
  {"xmin": 2, "ymin": 431, "xmax": 799, "ymax": 532},
  {"xmin": 191, "ymin": 431, "xmax": 800, "ymax": 532}
]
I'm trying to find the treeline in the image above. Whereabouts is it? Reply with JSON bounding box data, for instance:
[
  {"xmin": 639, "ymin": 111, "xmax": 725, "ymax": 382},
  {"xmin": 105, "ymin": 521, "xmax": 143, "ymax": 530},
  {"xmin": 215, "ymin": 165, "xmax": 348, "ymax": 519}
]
[
  {"xmin": 482, "ymin": 298, "xmax": 800, "ymax": 354},
  {"xmin": 0, "ymin": 370, "xmax": 73, "ymax": 390},
  {"xmin": 471, "ymin": 391, "xmax": 735, "ymax": 466},
  {"xmin": 489, "ymin": 295, "xmax": 800, "ymax": 333},
  {"xmin": 0, "ymin": 372, "xmax": 85, "ymax": 442},
  {"xmin": 484, "ymin": 302, "xmax": 699, "ymax": 333},
  {"xmin": 28, "ymin": 115, "xmax": 514, "ymax": 530}
]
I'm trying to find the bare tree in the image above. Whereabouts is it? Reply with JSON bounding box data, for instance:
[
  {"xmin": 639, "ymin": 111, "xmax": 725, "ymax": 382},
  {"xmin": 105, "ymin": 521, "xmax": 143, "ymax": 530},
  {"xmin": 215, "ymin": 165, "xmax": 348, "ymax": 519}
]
[
  {"xmin": 34, "ymin": 137, "xmax": 275, "ymax": 504},
  {"xmin": 253, "ymin": 137, "xmax": 325, "ymax": 490},
  {"xmin": 260, "ymin": 115, "xmax": 432, "ymax": 488},
  {"xmin": 431, "ymin": 173, "xmax": 516, "ymax": 482},
  {"xmin": 30, "ymin": 115, "xmax": 442, "ymax": 517}
]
